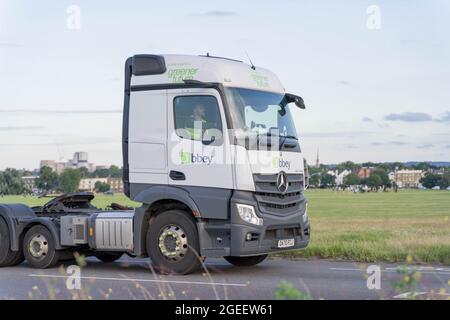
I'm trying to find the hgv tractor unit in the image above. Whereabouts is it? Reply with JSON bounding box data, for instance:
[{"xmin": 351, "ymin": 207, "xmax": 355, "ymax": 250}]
[{"xmin": 0, "ymin": 54, "xmax": 310, "ymax": 274}]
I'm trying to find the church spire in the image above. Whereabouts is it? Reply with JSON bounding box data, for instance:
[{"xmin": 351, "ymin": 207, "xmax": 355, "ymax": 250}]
[{"xmin": 315, "ymin": 148, "xmax": 320, "ymax": 168}]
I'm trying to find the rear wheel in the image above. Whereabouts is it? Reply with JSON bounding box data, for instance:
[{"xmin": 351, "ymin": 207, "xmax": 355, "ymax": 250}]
[
  {"xmin": 4, "ymin": 250, "xmax": 24, "ymax": 266},
  {"xmin": 95, "ymin": 252, "xmax": 123, "ymax": 263},
  {"xmin": 224, "ymin": 254, "xmax": 268, "ymax": 266},
  {"xmin": 23, "ymin": 225, "xmax": 60, "ymax": 269},
  {"xmin": 146, "ymin": 210, "xmax": 202, "ymax": 275},
  {"xmin": 0, "ymin": 218, "xmax": 24, "ymax": 267}
]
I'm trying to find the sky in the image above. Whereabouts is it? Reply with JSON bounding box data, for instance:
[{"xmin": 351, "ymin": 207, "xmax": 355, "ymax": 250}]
[{"xmin": 0, "ymin": 0, "xmax": 449, "ymax": 170}]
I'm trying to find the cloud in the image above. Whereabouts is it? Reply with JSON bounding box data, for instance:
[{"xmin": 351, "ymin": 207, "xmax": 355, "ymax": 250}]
[
  {"xmin": 0, "ymin": 42, "xmax": 23, "ymax": 48},
  {"xmin": 0, "ymin": 109, "xmax": 121, "ymax": 114},
  {"xmin": 384, "ymin": 112, "xmax": 433, "ymax": 122},
  {"xmin": 0, "ymin": 126, "xmax": 44, "ymax": 131},
  {"xmin": 390, "ymin": 141, "xmax": 406, "ymax": 145},
  {"xmin": 301, "ymin": 131, "xmax": 377, "ymax": 138},
  {"xmin": 361, "ymin": 116, "xmax": 391, "ymax": 128},
  {"xmin": 392, "ymin": 38, "xmax": 416, "ymax": 46},
  {"xmin": 416, "ymin": 144, "xmax": 433, "ymax": 149},
  {"xmin": 0, "ymin": 137, "xmax": 117, "ymax": 146},
  {"xmin": 436, "ymin": 112, "xmax": 450, "ymax": 122},
  {"xmin": 194, "ymin": 11, "xmax": 237, "ymax": 17},
  {"xmin": 336, "ymin": 80, "xmax": 351, "ymax": 86},
  {"xmin": 370, "ymin": 141, "xmax": 407, "ymax": 146}
]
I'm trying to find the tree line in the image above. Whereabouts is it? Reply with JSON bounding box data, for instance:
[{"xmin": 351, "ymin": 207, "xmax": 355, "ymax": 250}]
[
  {"xmin": 0, "ymin": 165, "xmax": 122, "ymax": 195},
  {"xmin": 420, "ymin": 173, "xmax": 450, "ymax": 189},
  {"xmin": 308, "ymin": 161, "xmax": 450, "ymax": 190},
  {"xmin": 309, "ymin": 168, "xmax": 391, "ymax": 190}
]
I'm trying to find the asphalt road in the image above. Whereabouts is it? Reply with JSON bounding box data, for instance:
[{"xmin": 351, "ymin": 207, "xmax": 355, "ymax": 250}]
[{"xmin": 0, "ymin": 256, "xmax": 448, "ymax": 300}]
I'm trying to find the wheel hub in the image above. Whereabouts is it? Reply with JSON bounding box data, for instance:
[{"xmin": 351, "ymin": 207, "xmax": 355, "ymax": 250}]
[
  {"xmin": 29, "ymin": 234, "xmax": 49, "ymax": 260},
  {"xmin": 158, "ymin": 225, "xmax": 188, "ymax": 261}
]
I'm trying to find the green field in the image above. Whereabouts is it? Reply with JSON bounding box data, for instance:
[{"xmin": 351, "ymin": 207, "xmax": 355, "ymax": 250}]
[
  {"xmin": 1, "ymin": 190, "xmax": 449, "ymax": 264},
  {"xmin": 287, "ymin": 189, "xmax": 450, "ymax": 265}
]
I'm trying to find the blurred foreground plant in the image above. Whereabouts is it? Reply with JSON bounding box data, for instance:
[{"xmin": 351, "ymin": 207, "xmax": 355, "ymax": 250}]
[{"xmin": 275, "ymin": 281, "xmax": 312, "ymax": 300}]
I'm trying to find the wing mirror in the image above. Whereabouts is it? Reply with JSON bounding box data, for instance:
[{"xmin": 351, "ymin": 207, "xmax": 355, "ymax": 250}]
[
  {"xmin": 294, "ymin": 96, "xmax": 306, "ymax": 109},
  {"xmin": 281, "ymin": 93, "xmax": 306, "ymax": 109}
]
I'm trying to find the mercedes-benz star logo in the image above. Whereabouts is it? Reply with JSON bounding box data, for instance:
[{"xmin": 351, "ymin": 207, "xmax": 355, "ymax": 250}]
[{"xmin": 276, "ymin": 171, "xmax": 289, "ymax": 193}]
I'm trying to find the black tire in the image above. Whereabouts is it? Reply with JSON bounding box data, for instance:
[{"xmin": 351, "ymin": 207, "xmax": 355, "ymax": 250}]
[
  {"xmin": 95, "ymin": 252, "xmax": 123, "ymax": 263},
  {"xmin": 23, "ymin": 225, "xmax": 60, "ymax": 269},
  {"xmin": 5, "ymin": 250, "xmax": 25, "ymax": 266},
  {"xmin": 0, "ymin": 217, "xmax": 24, "ymax": 267},
  {"xmin": 224, "ymin": 254, "xmax": 268, "ymax": 266},
  {"xmin": 146, "ymin": 210, "xmax": 202, "ymax": 275}
]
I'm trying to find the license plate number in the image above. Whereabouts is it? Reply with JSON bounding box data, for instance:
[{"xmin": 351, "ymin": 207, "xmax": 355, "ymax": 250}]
[{"xmin": 278, "ymin": 238, "xmax": 295, "ymax": 248}]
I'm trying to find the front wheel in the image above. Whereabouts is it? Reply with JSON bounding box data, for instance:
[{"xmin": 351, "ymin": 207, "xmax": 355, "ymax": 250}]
[
  {"xmin": 146, "ymin": 210, "xmax": 202, "ymax": 275},
  {"xmin": 23, "ymin": 225, "xmax": 60, "ymax": 269},
  {"xmin": 224, "ymin": 254, "xmax": 268, "ymax": 266}
]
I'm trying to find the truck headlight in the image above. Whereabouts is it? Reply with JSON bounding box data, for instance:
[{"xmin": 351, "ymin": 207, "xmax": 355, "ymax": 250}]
[{"xmin": 236, "ymin": 204, "xmax": 263, "ymax": 226}]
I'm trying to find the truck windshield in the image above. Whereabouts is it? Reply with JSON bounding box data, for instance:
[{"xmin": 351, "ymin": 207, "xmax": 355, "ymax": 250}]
[{"xmin": 225, "ymin": 87, "xmax": 298, "ymax": 138}]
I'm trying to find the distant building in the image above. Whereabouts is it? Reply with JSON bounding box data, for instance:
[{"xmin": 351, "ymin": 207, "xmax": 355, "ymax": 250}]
[
  {"xmin": 107, "ymin": 177, "xmax": 124, "ymax": 193},
  {"xmin": 73, "ymin": 152, "xmax": 88, "ymax": 163},
  {"xmin": 358, "ymin": 167, "xmax": 374, "ymax": 179},
  {"xmin": 40, "ymin": 152, "xmax": 100, "ymax": 174},
  {"xmin": 65, "ymin": 152, "xmax": 95, "ymax": 172},
  {"xmin": 55, "ymin": 162, "xmax": 67, "ymax": 174},
  {"xmin": 79, "ymin": 177, "xmax": 123, "ymax": 193},
  {"xmin": 79, "ymin": 178, "xmax": 108, "ymax": 192},
  {"xmin": 40, "ymin": 160, "xmax": 56, "ymax": 171},
  {"xmin": 21, "ymin": 176, "xmax": 37, "ymax": 191},
  {"xmin": 394, "ymin": 170, "xmax": 424, "ymax": 188},
  {"xmin": 427, "ymin": 167, "xmax": 445, "ymax": 175}
]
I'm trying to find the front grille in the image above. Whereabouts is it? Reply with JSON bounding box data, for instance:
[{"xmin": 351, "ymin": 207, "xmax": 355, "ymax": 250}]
[
  {"xmin": 264, "ymin": 227, "xmax": 301, "ymax": 240},
  {"xmin": 253, "ymin": 173, "xmax": 304, "ymax": 215}
]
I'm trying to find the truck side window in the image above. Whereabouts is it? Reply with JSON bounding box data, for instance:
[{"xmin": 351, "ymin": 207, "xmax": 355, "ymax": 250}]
[{"xmin": 174, "ymin": 95, "xmax": 223, "ymax": 143}]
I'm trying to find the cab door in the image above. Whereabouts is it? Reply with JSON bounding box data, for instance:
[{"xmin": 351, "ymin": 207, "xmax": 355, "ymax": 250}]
[
  {"xmin": 167, "ymin": 88, "xmax": 233, "ymax": 189},
  {"xmin": 128, "ymin": 89, "xmax": 168, "ymax": 186}
]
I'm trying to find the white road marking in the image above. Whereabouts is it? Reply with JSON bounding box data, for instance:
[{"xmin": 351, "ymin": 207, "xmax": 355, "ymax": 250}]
[
  {"xmin": 28, "ymin": 274, "xmax": 249, "ymax": 287},
  {"xmin": 329, "ymin": 267, "xmax": 450, "ymax": 275},
  {"xmin": 392, "ymin": 292, "xmax": 427, "ymax": 299},
  {"xmin": 385, "ymin": 266, "xmax": 450, "ymax": 272},
  {"xmin": 393, "ymin": 291, "xmax": 450, "ymax": 299}
]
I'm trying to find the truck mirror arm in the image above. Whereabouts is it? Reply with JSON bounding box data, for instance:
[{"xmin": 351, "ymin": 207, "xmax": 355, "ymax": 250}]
[{"xmin": 281, "ymin": 93, "xmax": 306, "ymax": 109}]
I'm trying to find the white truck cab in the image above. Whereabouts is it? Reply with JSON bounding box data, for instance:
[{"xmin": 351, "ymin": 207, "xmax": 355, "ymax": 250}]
[
  {"xmin": 123, "ymin": 54, "xmax": 310, "ymax": 272},
  {"xmin": 0, "ymin": 54, "xmax": 309, "ymax": 275}
]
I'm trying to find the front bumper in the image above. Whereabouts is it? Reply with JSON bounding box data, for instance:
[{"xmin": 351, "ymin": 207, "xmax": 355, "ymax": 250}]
[
  {"xmin": 229, "ymin": 222, "xmax": 310, "ymax": 256},
  {"xmin": 229, "ymin": 191, "xmax": 310, "ymax": 256},
  {"xmin": 198, "ymin": 191, "xmax": 310, "ymax": 257}
]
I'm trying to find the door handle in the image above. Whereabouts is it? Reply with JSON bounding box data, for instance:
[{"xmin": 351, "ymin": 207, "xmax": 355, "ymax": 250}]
[{"xmin": 169, "ymin": 170, "xmax": 186, "ymax": 181}]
